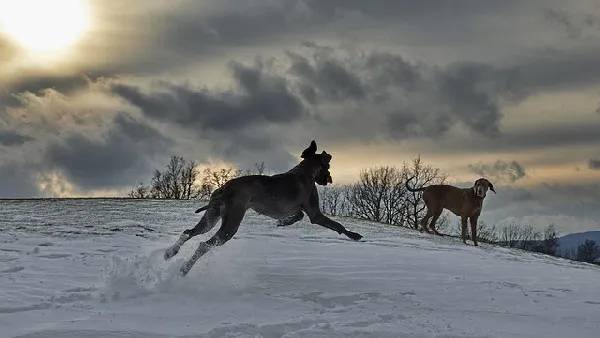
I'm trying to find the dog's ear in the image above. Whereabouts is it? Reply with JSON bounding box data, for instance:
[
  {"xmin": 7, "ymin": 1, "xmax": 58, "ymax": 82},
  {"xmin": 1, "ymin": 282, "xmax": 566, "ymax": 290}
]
[
  {"xmin": 488, "ymin": 180, "xmax": 496, "ymax": 194},
  {"xmin": 320, "ymin": 151, "xmax": 332, "ymax": 166},
  {"xmin": 301, "ymin": 140, "xmax": 317, "ymax": 159}
]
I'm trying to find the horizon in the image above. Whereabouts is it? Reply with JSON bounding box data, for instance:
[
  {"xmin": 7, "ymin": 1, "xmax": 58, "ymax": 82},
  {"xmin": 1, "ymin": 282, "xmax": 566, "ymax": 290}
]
[{"xmin": 1, "ymin": 0, "xmax": 600, "ymax": 235}]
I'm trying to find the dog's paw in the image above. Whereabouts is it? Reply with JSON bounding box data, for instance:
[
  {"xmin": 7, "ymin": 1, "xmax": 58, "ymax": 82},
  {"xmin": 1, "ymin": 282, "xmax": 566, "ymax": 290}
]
[
  {"xmin": 180, "ymin": 262, "xmax": 194, "ymax": 276},
  {"xmin": 345, "ymin": 231, "xmax": 363, "ymax": 241},
  {"xmin": 164, "ymin": 246, "xmax": 179, "ymax": 260}
]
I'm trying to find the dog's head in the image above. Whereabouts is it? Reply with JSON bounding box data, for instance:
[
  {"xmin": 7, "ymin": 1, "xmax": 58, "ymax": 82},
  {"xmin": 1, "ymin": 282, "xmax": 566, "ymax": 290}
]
[
  {"xmin": 473, "ymin": 178, "xmax": 496, "ymax": 198},
  {"xmin": 301, "ymin": 140, "xmax": 333, "ymax": 186}
]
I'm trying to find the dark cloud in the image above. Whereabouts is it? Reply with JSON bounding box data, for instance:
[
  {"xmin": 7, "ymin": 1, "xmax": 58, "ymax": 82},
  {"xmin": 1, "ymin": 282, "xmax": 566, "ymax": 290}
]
[
  {"xmin": 109, "ymin": 60, "xmax": 305, "ymax": 133},
  {"xmin": 5, "ymin": 74, "xmax": 99, "ymax": 96},
  {"xmin": 209, "ymin": 131, "xmax": 298, "ymax": 173},
  {"xmin": 540, "ymin": 182, "xmax": 600, "ymax": 205},
  {"xmin": 105, "ymin": 43, "xmax": 509, "ymax": 153},
  {"xmin": 589, "ymin": 157, "xmax": 600, "ymax": 170},
  {"xmin": 504, "ymin": 46, "xmax": 600, "ymax": 96},
  {"xmin": 544, "ymin": 9, "xmax": 600, "ymax": 40},
  {"xmin": 105, "ymin": 41, "xmax": 600, "ymax": 149},
  {"xmin": 420, "ymin": 121, "xmax": 600, "ymax": 156},
  {"xmin": 287, "ymin": 51, "xmax": 367, "ymax": 104},
  {"xmin": 45, "ymin": 113, "xmax": 172, "ymax": 191},
  {"xmin": 468, "ymin": 160, "xmax": 527, "ymax": 183},
  {"xmin": 287, "ymin": 45, "xmax": 508, "ymax": 138},
  {"xmin": 0, "ymin": 131, "xmax": 34, "ymax": 147}
]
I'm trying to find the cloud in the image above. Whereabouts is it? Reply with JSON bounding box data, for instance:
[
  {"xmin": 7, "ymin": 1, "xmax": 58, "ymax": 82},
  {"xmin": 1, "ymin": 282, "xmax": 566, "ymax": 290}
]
[
  {"xmin": 102, "ymin": 44, "xmax": 512, "ymax": 168},
  {"xmin": 468, "ymin": 160, "xmax": 527, "ymax": 183},
  {"xmin": 44, "ymin": 113, "xmax": 172, "ymax": 191},
  {"xmin": 0, "ymin": 163, "xmax": 41, "ymax": 198},
  {"xmin": 0, "ymin": 35, "xmax": 18, "ymax": 61},
  {"xmin": 100, "ymin": 41, "xmax": 600, "ymax": 167},
  {"xmin": 2, "ymin": 0, "xmax": 600, "ymax": 204},
  {"xmin": 543, "ymin": 8, "xmax": 600, "ymax": 40},
  {"xmin": 0, "ymin": 131, "xmax": 34, "ymax": 147},
  {"xmin": 109, "ymin": 61, "xmax": 305, "ymax": 133}
]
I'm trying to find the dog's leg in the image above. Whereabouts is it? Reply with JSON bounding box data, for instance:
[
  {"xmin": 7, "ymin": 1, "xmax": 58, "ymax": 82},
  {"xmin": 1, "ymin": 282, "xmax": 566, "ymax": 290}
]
[
  {"xmin": 179, "ymin": 204, "xmax": 245, "ymax": 276},
  {"xmin": 164, "ymin": 207, "xmax": 221, "ymax": 260},
  {"xmin": 428, "ymin": 209, "xmax": 443, "ymax": 236},
  {"xmin": 276, "ymin": 211, "xmax": 304, "ymax": 227},
  {"xmin": 303, "ymin": 188, "xmax": 362, "ymax": 241},
  {"xmin": 306, "ymin": 211, "xmax": 363, "ymax": 241},
  {"xmin": 469, "ymin": 216, "xmax": 479, "ymax": 246},
  {"xmin": 419, "ymin": 209, "xmax": 433, "ymax": 233},
  {"xmin": 460, "ymin": 216, "xmax": 468, "ymax": 244}
]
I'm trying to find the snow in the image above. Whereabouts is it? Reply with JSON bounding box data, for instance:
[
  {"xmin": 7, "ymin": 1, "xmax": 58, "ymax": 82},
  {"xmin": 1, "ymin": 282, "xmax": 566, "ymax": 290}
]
[{"xmin": 1, "ymin": 199, "xmax": 599, "ymax": 338}]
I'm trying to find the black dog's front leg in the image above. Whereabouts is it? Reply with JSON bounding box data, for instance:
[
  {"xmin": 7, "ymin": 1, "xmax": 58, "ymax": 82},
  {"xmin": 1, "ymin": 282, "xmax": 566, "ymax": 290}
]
[
  {"xmin": 309, "ymin": 212, "xmax": 363, "ymax": 241},
  {"xmin": 303, "ymin": 187, "xmax": 362, "ymax": 241}
]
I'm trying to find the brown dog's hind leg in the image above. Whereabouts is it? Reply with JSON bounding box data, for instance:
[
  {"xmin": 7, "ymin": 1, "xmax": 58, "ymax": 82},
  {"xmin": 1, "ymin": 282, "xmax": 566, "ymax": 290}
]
[
  {"xmin": 469, "ymin": 216, "xmax": 479, "ymax": 246},
  {"xmin": 428, "ymin": 208, "xmax": 443, "ymax": 236},
  {"xmin": 461, "ymin": 216, "xmax": 468, "ymax": 244},
  {"xmin": 179, "ymin": 204, "xmax": 245, "ymax": 276},
  {"xmin": 164, "ymin": 207, "xmax": 221, "ymax": 261},
  {"xmin": 419, "ymin": 208, "xmax": 434, "ymax": 233}
]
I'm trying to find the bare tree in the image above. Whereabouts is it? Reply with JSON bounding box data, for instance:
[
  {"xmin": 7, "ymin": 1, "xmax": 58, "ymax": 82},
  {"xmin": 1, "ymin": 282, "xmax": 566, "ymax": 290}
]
[
  {"xmin": 534, "ymin": 224, "xmax": 560, "ymax": 256},
  {"xmin": 452, "ymin": 219, "xmax": 499, "ymax": 244},
  {"xmin": 138, "ymin": 156, "xmax": 200, "ymax": 199},
  {"xmin": 165, "ymin": 156, "xmax": 186, "ymax": 199},
  {"xmin": 518, "ymin": 224, "xmax": 540, "ymax": 250},
  {"xmin": 127, "ymin": 158, "xmax": 271, "ymax": 200},
  {"xmin": 403, "ymin": 155, "xmax": 447, "ymax": 229},
  {"xmin": 500, "ymin": 221, "xmax": 521, "ymax": 248},
  {"xmin": 127, "ymin": 182, "xmax": 150, "ymax": 199},
  {"xmin": 346, "ymin": 166, "xmax": 404, "ymax": 224},
  {"xmin": 234, "ymin": 162, "xmax": 268, "ymax": 177},
  {"xmin": 319, "ymin": 184, "xmax": 351, "ymax": 217},
  {"xmin": 150, "ymin": 169, "xmax": 168, "ymax": 198},
  {"xmin": 201, "ymin": 167, "xmax": 237, "ymax": 196},
  {"xmin": 182, "ymin": 160, "xmax": 198, "ymax": 199},
  {"xmin": 382, "ymin": 172, "xmax": 408, "ymax": 226}
]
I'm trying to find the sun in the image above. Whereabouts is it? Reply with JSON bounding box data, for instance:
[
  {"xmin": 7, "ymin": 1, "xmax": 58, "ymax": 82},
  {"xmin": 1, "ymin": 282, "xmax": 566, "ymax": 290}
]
[{"xmin": 0, "ymin": 0, "xmax": 90, "ymax": 55}]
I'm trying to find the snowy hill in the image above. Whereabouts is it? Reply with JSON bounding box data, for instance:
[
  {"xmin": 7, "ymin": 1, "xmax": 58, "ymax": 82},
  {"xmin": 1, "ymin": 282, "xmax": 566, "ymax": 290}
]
[
  {"xmin": 1, "ymin": 199, "xmax": 599, "ymax": 338},
  {"xmin": 558, "ymin": 231, "xmax": 600, "ymax": 254}
]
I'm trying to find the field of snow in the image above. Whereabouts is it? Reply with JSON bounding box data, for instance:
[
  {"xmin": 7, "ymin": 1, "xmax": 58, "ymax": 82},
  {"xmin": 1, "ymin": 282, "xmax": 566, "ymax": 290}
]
[{"xmin": 1, "ymin": 199, "xmax": 599, "ymax": 338}]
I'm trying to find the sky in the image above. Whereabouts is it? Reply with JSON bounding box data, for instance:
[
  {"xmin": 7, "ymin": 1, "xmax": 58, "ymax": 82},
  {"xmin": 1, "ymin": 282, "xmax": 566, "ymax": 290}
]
[{"xmin": 1, "ymin": 0, "xmax": 600, "ymax": 234}]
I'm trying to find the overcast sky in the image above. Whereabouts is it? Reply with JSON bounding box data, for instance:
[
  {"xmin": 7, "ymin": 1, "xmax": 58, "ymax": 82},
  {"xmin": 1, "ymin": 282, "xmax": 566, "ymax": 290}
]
[{"xmin": 1, "ymin": 0, "xmax": 600, "ymax": 234}]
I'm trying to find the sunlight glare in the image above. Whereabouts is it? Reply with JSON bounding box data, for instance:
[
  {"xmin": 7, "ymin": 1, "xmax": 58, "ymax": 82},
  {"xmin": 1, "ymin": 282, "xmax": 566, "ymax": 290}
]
[{"xmin": 0, "ymin": 0, "xmax": 90, "ymax": 55}]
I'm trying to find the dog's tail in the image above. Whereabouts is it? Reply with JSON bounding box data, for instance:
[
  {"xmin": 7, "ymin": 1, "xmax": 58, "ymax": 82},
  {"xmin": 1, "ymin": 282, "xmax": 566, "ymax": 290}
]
[
  {"xmin": 195, "ymin": 187, "xmax": 225, "ymax": 213},
  {"xmin": 405, "ymin": 176, "xmax": 426, "ymax": 192},
  {"xmin": 194, "ymin": 204, "xmax": 210, "ymax": 213}
]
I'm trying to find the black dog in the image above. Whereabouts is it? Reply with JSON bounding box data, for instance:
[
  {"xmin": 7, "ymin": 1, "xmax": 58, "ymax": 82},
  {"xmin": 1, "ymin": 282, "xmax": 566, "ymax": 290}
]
[{"xmin": 164, "ymin": 140, "xmax": 363, "ymax": 276}]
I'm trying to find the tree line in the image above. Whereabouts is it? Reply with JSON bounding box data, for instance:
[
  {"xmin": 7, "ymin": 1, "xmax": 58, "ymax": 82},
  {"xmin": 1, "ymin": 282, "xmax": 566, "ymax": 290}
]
[
  {"xmin": 126, "ymin": 155, "xmax": 600, "ymax": 265},
  {"xmin": 127, "ymin": 155, "xmax": 266, "ymax": 200}
]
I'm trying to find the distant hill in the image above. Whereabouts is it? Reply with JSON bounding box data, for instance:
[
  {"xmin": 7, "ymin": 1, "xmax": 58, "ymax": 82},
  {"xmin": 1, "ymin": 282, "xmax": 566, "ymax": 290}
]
[{"xmin": 558, "ymin": 231, "xmax": 600, "ymax": 255}]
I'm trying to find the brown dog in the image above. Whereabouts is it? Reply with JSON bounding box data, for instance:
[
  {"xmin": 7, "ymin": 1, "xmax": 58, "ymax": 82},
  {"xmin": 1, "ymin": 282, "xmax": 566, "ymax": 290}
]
[{"xmin": 405, "ymin": 177, "xmax": 496, "ymax": 246}]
